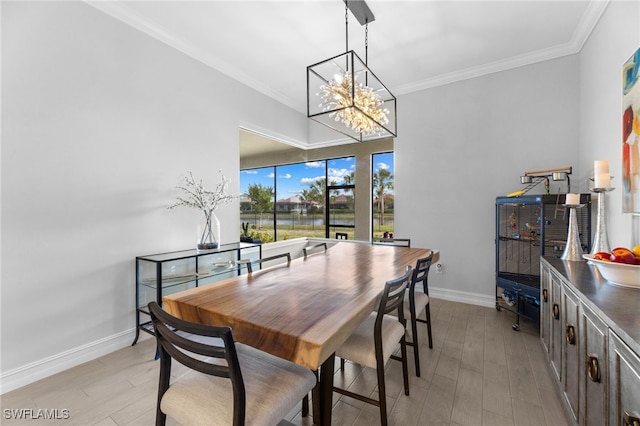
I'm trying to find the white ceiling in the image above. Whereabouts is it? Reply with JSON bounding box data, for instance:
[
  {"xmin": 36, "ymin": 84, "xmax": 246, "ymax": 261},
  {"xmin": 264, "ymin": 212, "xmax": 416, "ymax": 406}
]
[{"xmin": 88, "ymin": 0, "xmax": 609, "ymax": 115}]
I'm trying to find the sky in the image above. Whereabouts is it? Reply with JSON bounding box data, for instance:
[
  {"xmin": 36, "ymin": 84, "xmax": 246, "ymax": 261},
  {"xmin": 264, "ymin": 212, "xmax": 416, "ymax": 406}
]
[{"xmin": 240, "ymin": 152, "xmax": 394, "ymax": 200}]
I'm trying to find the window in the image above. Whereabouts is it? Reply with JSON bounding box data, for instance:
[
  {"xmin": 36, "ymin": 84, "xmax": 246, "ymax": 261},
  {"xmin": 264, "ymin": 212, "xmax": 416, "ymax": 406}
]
[
  {"xmin": 372, "ymin": 152, "xmax": 394, "ymax": 239},
  {"xmin": 240, "ymin": 167, "xmax": 275, "ymax": 242},
  {"xmin": 274, "ymin": 162, "xmax": 326, "ymax": 240},
  {"xmin": 327, "ymin": 157, "xmax": 355, "ymax": 240},
  {"xmin": 240, "ymin": 157, "xmax": 355, "ymax": 241}
]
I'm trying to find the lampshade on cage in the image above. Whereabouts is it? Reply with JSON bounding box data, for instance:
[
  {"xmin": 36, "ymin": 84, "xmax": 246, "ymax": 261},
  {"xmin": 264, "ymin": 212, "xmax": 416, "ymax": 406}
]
[{"xmin": 307, "ymin": 50, "xmax": 397, "ymax": 142}]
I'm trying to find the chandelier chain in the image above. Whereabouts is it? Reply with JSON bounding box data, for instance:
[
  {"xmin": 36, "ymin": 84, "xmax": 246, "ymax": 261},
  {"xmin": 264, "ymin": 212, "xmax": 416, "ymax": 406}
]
[
  {"xmin": 365, "ymin": 23, "xmax": 368, "ymax": 65},
  {"xmin": 345, "ymin": 1, "xmax": 349, "ymax": 53}
]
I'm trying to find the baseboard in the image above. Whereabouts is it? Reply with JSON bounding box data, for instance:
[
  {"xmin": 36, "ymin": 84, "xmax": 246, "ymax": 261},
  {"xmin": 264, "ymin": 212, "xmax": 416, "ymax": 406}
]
[
  {"xmin": 429, "ymin": 286, "xmax": 496, "ymax": 308},
  {"xmin": 0, "ymin": 329, "xmax": 138, "ymax": 394}
]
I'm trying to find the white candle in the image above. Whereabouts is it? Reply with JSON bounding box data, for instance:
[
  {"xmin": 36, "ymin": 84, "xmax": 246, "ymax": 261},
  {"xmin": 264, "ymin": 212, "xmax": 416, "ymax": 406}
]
[
  {"xmin": 594, "ymin": 160, "xmax": 609, "ymax": 175},
  {"xmin": 566, "ymin": 193, "xmax": 580, "ymax": 205},
  {"xmin": 594, "ymin": 173, "xmax": 611, "ymax": 189}
]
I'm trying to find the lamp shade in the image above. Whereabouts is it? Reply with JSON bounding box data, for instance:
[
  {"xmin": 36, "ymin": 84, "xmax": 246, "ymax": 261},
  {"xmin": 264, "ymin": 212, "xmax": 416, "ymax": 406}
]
[{"xmin": 307, "ymin": 50, "xmax": 397, "ymax": 142}]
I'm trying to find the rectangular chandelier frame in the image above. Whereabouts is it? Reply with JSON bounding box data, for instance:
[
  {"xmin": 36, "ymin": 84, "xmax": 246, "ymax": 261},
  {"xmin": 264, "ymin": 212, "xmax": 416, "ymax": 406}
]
[{"xmin": 307, "ymin": 50, "xmax": 397, "ymax": 142}]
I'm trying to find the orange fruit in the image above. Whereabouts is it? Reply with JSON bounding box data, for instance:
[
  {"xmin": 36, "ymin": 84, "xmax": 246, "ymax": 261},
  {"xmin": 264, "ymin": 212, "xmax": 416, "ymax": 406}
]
[{"xmin": 633, "ymin": 245, "xmax": 640, "ymax": 257}]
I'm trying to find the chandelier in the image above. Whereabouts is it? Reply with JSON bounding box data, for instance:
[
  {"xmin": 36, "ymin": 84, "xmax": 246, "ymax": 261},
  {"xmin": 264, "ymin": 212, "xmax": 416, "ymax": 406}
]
[{"xmin": 307, "ymin": 1, "xmax": 397, "ymax": 142}]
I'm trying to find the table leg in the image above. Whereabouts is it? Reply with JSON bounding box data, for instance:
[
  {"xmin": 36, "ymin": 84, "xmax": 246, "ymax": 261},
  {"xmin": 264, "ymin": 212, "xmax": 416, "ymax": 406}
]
[{"xmin": 318, "ymin": 353, "xmax": 335, "ymax": 426}]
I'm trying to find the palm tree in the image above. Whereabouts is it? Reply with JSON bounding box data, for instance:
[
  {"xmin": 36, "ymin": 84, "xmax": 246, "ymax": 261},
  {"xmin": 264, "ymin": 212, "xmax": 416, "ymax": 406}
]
[
  {"xmin": 373, "ymin": 168, "xmax": 393, "ymax": 226},
  {"xmin": 343, "ymin": 171, "xmax": 355, "ymax": 201}
]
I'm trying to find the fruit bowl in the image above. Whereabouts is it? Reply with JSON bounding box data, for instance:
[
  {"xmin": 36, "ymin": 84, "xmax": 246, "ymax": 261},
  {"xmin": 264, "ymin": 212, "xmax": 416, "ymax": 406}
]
[{"xmin": 583, "ymin": 254, "xmax": 640, "ymax": 288}]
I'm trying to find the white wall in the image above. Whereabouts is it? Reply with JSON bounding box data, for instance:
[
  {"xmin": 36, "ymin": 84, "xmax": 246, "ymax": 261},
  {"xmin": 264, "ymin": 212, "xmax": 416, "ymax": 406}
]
[
  {"xmin": 1, "ymin": 1, "xmax": 308, "ymax": 391},
  {"xmin": 579, "ymin": 0, "xmax": 640, "ymax": 247},
  {"xmin": 395, "ymin": 55, "xmax": 581, "ymax": 304}
]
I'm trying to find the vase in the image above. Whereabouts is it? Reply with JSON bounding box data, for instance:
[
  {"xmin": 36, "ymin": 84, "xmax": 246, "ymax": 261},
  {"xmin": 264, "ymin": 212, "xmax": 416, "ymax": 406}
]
[{"xmin": 197, "ymin": 211, "xmax": 220, "ymax": 250}]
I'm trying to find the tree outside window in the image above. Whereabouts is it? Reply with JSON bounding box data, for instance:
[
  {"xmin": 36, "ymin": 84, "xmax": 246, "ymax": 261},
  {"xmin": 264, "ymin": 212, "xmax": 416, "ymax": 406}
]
[{"xmin": 372, "ymin": 152, "xmax": 394, "ymax": 238}]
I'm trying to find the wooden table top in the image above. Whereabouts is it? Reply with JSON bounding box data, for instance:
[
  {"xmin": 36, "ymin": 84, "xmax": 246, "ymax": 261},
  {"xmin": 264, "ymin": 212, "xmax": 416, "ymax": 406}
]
[{"xmin": 163, "ymin": 242, "xmax": 437, "ymax": 370}]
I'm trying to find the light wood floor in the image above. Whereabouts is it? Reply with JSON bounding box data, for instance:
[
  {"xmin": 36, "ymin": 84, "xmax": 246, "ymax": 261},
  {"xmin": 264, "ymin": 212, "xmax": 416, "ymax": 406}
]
[{"xmin": 1, "ymin": 299, "xmax": 568, "ymax": 426}]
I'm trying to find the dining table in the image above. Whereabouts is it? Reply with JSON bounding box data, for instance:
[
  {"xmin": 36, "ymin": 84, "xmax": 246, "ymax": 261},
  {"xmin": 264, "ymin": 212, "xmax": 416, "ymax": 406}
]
[{"xmin": 162, "ymin": 241, "xmax": 438, "ymax": 426}]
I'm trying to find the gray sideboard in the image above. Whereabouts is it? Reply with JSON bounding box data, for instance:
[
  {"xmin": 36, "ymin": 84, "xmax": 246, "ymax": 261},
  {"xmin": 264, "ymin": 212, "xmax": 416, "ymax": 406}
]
[{"xmin": 540, "ymin": 256, "xmax": 640, "ymax": 426}]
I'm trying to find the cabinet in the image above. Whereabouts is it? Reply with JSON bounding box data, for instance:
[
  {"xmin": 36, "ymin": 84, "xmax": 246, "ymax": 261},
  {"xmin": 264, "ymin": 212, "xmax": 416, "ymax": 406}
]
[
  {"xmin": 540, "ymin": 263, "xmax": 551, "ymax": 354},
  {"xmin": 133, "ymin": 242, "xmax": 261, "ymax": 345},
  {"xmin": 540, "ymin": 258, "xmax": 640, "ymax": 426},
  {"xmin": 496, "ymin": 194, "xmax": 591, "ymax": 330},
  {"xmin": 609, "ymin": 332, "xmax": 640, "ymax": 426},
  {"xmin": 582, "ymin": 303, "xmax": 608, "ymax": 426},
  {"xmin": 550, "ymin": 268, "xmax": 564, "ymax": 383},
  {"xmin": 563, "ymin": 285, "xmax": 580, "ymax": 423}
]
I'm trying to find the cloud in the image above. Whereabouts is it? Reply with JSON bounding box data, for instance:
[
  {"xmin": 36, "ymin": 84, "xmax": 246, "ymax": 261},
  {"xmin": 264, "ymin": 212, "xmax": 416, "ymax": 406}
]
[
  {"xmin": 377, "ymin": 162, "xmax": 390, "ymax": 170},
  {"xmin": 301, "ymin": 176, "xmax": 324, "ymax": 185},
  {"xmin": 328, "ymin": 168, "xmax": 352, "ymax": 183},
  {"xmin": 242, "ymin": 170, "xmax": 258, "ymax": 174},
  {"xmin": 267, "ymin": 172, "xmax": 275, "ymax": 178},
  {"xmin": 305, "ymin": 161, "xmax": 323, "ymax": 168},
  {"xmin": 279, "ymin": 173, "xmax": 292, "ymax": 179}
]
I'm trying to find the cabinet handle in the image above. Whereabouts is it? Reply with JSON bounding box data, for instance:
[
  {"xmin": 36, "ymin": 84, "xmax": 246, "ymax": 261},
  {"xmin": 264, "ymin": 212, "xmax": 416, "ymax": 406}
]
[
  {"xmin": 542, "ymin": 289, "xmax": 548, "ymax": 303},
  {"xmin": 566, "ymin": 324, "xmax": 576, "ymax": 345},
  {"xmin": 553, "ymin": 304, "xmax": 560, "ymax": 320},
  {"xmin": 624, "ymin": 411, "xmax": 640, "ymax": 426},
  {"xmin": 586, "ymin": 355, "xmax": 600, "ymax": 383}
]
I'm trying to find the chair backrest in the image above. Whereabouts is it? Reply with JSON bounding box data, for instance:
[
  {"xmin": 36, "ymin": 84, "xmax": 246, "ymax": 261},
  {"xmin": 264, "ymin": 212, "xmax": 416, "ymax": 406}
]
[
  {"xmin": 148, "ymin": 302, "xmax": 246, "ymax": 426},
  {"xmin": 373, "ymin": 238, "xmax": 411, "ymax": 247},
  {"xmin": 336, "ymin": 232, "xmax": 348, "ymax": 240},
  {"xmin": 376, "ymin": 266, "xmax": 412, "ymax": 332},
  {"xmin": 303, "ymin": 242, "xmax": 328, "ymax": 257},
  {"xmin": 411, "ymin": 253, "xmax": 434, "ymax": 295},
  {"xmin": 246, "ymin": 252, "xmax": 291, "ymax": 273}
]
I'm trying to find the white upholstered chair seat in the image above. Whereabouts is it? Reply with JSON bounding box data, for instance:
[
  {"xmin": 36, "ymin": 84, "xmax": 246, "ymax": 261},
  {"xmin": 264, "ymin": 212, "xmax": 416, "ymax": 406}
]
[
  {"xmin": 403, "ymin": 291, "xmax": 429, "ymax": 319},
  {"xmin": 161, "ymin": 343, "xmax": 316, "ymax": 426},
  {"xmin": 335, "ymin": 312, "xmax": 405, "ymax": 369}
]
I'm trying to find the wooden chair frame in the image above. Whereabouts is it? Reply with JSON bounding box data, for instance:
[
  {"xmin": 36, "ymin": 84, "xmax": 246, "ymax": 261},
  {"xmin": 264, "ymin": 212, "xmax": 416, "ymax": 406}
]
[
  {"xmin": 333, "ymin": 266, "xmax": 412, "ymax": 426},
  {"xmin": 373, "ymin": 237, "xmax": 411, "ymax": 247},
  {"xmin": 406, "ymin": 253, "xmax": 434, "ymax": 376},
  {"xmin": 302, "ymin": 242, "xmax": 328, "ymax": 257},
  {"xmin": 245, "ymin": 253, "xmax": 291, "ymax": 273},
  {"xmin": 148, "ymin": 301, "xmax": 246, "ymax": 426}
]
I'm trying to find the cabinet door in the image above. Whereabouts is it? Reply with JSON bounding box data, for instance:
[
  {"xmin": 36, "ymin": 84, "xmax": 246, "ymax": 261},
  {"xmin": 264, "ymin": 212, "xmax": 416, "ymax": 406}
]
[
  {"xmin": 581, "ymin": 303, "xmax": 608, "ymax": 426},
  {"xmin": 563, "ymin": 284, "xmax": 580, "ymax": 424},
  {"xmin": 550, "ymin": 270, "xmax": 563, "ymax": 382},
  {"xmin": 609, "ymin": 332, "xmax": 640, "ymax": 426},
  {"xmin": 540, "ymin": 263, "xmax": 551, "ymax": 356}
]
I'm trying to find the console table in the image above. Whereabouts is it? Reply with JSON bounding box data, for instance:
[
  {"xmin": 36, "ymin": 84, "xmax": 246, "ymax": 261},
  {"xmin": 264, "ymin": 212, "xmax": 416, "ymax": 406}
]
[{"xmin": 133, "ymin": 242, "xmax": 261, "ymax": 345}]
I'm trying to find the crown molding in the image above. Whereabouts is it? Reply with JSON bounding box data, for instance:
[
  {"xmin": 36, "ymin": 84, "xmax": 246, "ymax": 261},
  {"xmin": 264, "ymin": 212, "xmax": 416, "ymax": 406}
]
[
  {"xmin": 85, "ymin": 1, "xmax": 299, "ymax": 110},
  {"xmin": 86, "ymin": 0, "xmax": 609, "ymax": 110},
  {"xmin": 394, "ymin": 0, "xmax": 610, "ymax": 96}
]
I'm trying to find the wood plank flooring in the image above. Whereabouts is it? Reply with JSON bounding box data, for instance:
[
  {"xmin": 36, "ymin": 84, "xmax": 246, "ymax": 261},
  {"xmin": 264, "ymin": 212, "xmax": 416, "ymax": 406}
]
[{"xmin": 1, "ymin": 299, "xmax": 568, "ymax": 425}]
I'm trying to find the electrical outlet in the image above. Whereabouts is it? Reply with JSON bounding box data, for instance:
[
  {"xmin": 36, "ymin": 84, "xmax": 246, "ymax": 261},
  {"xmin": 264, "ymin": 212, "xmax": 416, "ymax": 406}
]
[{"xmin": 435, "ymin": 263, "xmax": 443, "ymax": 274}]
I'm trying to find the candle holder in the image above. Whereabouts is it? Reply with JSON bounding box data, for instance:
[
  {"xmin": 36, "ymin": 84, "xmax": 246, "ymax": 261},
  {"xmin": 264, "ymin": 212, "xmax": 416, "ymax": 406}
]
[
  {"xmin": 561, "ymin": 203, "xmax": 585, "ymax": 261},
  {"xmin": 590, "ymin": 187, "xmax": 615, "ymax": 255}
]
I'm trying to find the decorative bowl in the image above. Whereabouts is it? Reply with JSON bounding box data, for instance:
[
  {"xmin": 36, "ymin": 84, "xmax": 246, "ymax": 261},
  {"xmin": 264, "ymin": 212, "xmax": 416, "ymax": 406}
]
[{"xmin": 583, "ymin": 254, "xmax": 640, "ymax": 288}]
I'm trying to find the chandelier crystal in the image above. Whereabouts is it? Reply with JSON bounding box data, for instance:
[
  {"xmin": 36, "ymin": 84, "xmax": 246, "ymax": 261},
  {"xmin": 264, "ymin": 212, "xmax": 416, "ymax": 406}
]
[
  {"xmin": 308, "ymin": 51, "xmax": 397, "ymax": 142},
  {"xmin": 320, "ymin": 72, "xmax": 389, "ymax": 136}
]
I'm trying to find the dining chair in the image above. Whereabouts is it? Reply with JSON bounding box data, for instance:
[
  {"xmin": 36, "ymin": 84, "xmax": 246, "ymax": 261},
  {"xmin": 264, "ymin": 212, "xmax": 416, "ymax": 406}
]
[
  {"xmin": 302, "ymin": 242, "xmax": 327, "ymax": 257},
  {"xmin": 148, "ymin": 302, "xmax": 317, "ymax": 426},
  {"xmin": 335, "ymin": 232, "xmax": 348, "ymax": 239},
  {"xmin": 404, "ymin": 253, "xmax": 434, "ymax": 377},
  {"xmin": 245, "ymin": 252, "xmax": 291, "ymax": 273},
  {"xmin": 373, "ymin": 237, "xmax": 411, "ymax": 247},
  {"xmin": 333, "ymin": 266, "xmax": 412, "ymax": 426}
]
